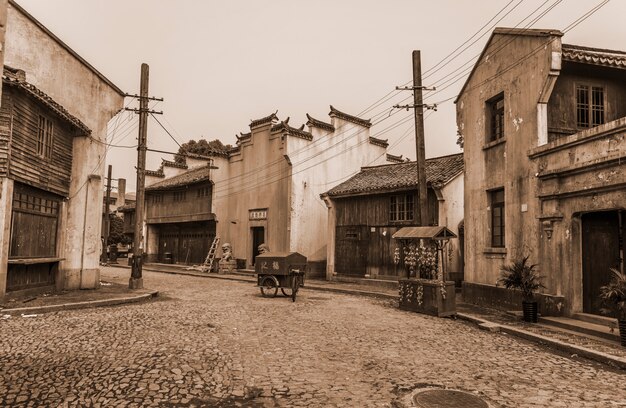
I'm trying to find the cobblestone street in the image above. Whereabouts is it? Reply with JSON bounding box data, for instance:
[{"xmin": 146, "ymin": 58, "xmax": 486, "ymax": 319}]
[{"xmin": 1, "ymin": 268, "xmax": 625, "ymax": 408}]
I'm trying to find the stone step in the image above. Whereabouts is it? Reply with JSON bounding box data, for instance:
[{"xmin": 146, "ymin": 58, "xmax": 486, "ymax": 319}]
[
  {"xmin": 539, "ymin": 316, "xmax": 620, "ymax": 342},
  {"xmin": 572, "ymin": 312, "xmax": 618, "ymax": 327},
  {"xmin": 330, "ymin": 275, "xmax": 399, "ymax": 291}
]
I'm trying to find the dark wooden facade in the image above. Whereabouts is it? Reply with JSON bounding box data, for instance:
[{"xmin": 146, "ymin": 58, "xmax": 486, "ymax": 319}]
[
  {"xmin": 547, "ymin": 62, "xmax": 626, "ymax": 142},
  {"xmin": 145, "ymin": 181, "xmax": 216, "ymax": 264},
  {"xmin": 334, "ymin": 189, "xmax": 438, "ymax": 278},
  {"xmin": 1, "ymin": 80, "xmax": 79, "ymax": 292},
  {"xmin": 1, "ymin": 86, "xmax": 75, "ymax": 196}
]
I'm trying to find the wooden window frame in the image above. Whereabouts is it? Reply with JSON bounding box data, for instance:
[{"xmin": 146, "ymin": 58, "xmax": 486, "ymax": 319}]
[
  {"xmin": 390, "ymin": 194, "xmax": 414, "ymax": 222},
  {"xmin": 576, "ymin": 83, "xmax": 605, "ymax": 129},
  {"xmin": 486, "ymin": 93, "xmax": 505, "ymax": 142},
  {"xmin": 37, "ymin": 114, "xmax": 54, "ymax": 159},
  {"xmin": 173, "ymin": 191, "xmax": 186, "ymax": 202},
  {"xmin": 490, "ymin": 188, "xmax": 505, "ymax": 248}
]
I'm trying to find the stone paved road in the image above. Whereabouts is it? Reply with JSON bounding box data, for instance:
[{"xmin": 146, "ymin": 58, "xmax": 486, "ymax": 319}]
[{"xmin": 1, "ymin": 268, "xmax": 625, "ymax": 408}]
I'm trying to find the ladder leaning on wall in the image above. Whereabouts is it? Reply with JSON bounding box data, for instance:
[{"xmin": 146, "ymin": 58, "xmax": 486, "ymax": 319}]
[
  {"xmin": 203, "ymin": 236, "xmax": 220, "ymax": 271},
  {"xmin": 185, "ymin": 236, "xmax": 220, "ymax": 272}
]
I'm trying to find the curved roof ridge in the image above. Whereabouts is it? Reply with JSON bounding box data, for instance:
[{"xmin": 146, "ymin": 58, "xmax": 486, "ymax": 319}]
[{"xmin": 329, "ymin": 105, "xmax": 372, "ymax": 128}]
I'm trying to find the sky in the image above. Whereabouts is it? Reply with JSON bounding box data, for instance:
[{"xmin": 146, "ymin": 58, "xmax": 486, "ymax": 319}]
[{"xmin": 14, "ymin": 0, "xmax": 626, "ymax": 192}]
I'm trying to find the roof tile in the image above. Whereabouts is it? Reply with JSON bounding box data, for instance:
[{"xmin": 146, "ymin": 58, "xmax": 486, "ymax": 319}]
[{"xmin": 325, "ymin": 153, "xmax": 463, "ymax": 197}]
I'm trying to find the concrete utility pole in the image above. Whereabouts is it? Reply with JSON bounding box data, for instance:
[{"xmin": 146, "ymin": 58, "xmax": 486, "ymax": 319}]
[
  {"xmin": 394, "ymin": 50, "xmax": 437, "ymax": 226},
  {"xmin": 126, "ymin": 64, "xmax": 164, "ymax": 290},
  {"xmin": 102, "ymin": 164, "xmax": 112, "ymax": 263}
]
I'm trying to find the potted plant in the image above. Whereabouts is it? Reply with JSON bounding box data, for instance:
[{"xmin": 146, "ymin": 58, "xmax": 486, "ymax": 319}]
[
  {"xmin": 498, "ymin": 256, "xmax": 545, "ymax": 323},
  {"xmin": 599, "ymin": 268, "xmax": 626, "ymax": 347}
]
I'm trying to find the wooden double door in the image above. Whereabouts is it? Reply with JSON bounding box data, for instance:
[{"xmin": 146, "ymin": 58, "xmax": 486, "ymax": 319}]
[
  {"xmin": 157, "ymin": 221, "xmax": 216, "ymax": 265},
  {"xmin": 582, "ymin": 210, "xmax": 625, "ymax": 314}
]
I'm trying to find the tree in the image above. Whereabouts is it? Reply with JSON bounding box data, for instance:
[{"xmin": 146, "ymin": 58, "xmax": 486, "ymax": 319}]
[
  {"xmin": 107, "ymin": 214, "xmax": 132, "ymax": 246},
  {"xmin": 174, "ymin": 139, "xmax": 232, "ymax": 164}
]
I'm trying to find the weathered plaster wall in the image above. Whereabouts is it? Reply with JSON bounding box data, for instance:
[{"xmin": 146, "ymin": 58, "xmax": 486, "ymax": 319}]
[
  {"xmin": 456, "ymin": 32, "xmax": 559, "ymax": 290},
  {"xmin": 4, "ymin": 3, "xmax": 124, "ymax": 289},
  {"xmin": 213, "ymin": 124, "xmax": 291, "ymax": 267},
  {"xmin": 530, "ymin": 118, "xmax": 626, "ymax": 313},
  {"xmin": 288, "ymin": 118, "xmax": 387, "ymax": 267},
  {"xmin": 438, "ymin": 173, "xmax": 464, "ymax": 278}
]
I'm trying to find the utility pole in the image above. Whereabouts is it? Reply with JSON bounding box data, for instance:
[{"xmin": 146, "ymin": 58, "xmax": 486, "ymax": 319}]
[
  {"xmin": 394, "ymin": 50, "xmax": 437, "ymax": 226},
  {"xmin": 127, "ymin": 63, "xmax": 163, "ymax": 289},
  {"xmin": 102, "ymin": 164, "xmax": 112, "ymax": 263}
]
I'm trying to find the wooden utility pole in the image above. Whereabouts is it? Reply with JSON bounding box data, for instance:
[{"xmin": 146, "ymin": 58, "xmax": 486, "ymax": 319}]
[
  {"xmin": 126, "ymin": 64, "xmax": 164, "ymax": 289},
  {"xmin": 412, "ymin": 50, "xmax": 428, "ymax": 226},
  {"xmin": 394, "ymin": 50, "xmax": 437, "ymax": 226},
  {"xmin": 129, "ymin": 63, "xmax": 149, "ymax": 289},
  {"xmin": 102, "ymin": 164, "xmax": 112, "ymax": 263}
]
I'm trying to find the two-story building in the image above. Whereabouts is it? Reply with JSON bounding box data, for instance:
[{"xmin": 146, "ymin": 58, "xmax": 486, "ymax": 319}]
[
  {"xmin": 456, "ymin": 27, "xmax": 626, "ymax": 316},
  {"xmin": 0, "ymin": 1, "xmax": 124, "ymax": 299},
  {"xmin": 321, "ymin": 153, "xmax": 464, "ymax": 283}
]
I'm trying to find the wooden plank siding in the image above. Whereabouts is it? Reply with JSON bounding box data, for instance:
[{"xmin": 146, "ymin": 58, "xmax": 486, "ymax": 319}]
[
  {"xmin": 146, "ymin": 182, "xmax": 213, "ymax": 224},
  {"xmin": 333, "ymin": 189, "xmax": 438, "ymax": 278},
  {"xmin": 4, "ymin": 87, "xmax": 74, "ymax": 196},
  {"xmin": 0, "ymin": 90, "xmax": 12, "ymax": 176}
]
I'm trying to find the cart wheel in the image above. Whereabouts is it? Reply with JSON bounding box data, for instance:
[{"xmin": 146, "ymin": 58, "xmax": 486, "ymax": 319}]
[
  {"xmin": 260, "ymin": 276, "xmax": 278, "ymax": 298},
  {"xmin": 280, "ymin": 288, "xmax": 292, "ymax": 297}
]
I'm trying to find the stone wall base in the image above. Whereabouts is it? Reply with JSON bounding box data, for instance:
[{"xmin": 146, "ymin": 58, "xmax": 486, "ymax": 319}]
[
  {"xmin": 462, "ymin": 281, "xmax": 566, "ymax": 316},
  {"xmin": 306, "ymin": 261, "xmax": 327, "ymax": 279}
]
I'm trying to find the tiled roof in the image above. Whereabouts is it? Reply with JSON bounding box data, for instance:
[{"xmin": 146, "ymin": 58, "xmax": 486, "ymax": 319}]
[
  {"xmin": 562, "ymin": 44, "xmax": 626, "ymax": 69},
  {"xmin": 145, "ymin": 165, "xmax": 212, "ymax": 191},
  {"xmin": 145, "ymin": 169, "xmax": 164, "ymax": 178},
  {"xmin": 271, "ymin": 119, "xmax": 313, "ymax": 141},
  {"xmin": 3, "ymin": 66, "xmax": 91, "ymax": 135},
  {"xmin": 162, "ymin": 159, "xmax": 188, "ymax": 170},
  {"xmin": 249, "ymin": 112, "xmax": 278, "ymax": 129},
  {"xmin": 329, "ymin": 105, "xmax": 372, "ymax": 128},
  {"xmin": 118, "ymin": 203, "xmax": 135, "ymax": 212},
  {"xmin": 369, "ymin": 136, "xmax": 388, "ymax": 148},
  {"xmin": 324, "ymin": 153, "xmax": 463, "ymax": 197},
  {"xmin": 306, "ymin": 113, "xmax": 335, "ymax": 132},
  {"xmin": 386, "ymin": 153, "xmax": 404, "ymax": 163}
]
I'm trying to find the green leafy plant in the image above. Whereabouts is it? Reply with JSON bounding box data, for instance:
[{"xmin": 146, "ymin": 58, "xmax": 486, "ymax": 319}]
[
  {"xmin": 498, "ymin": 256, "xmax": 545, "ymax": 301},
  {"xmin": 599, "ymin": 268, "xmax": 626, "ymax": 320}
]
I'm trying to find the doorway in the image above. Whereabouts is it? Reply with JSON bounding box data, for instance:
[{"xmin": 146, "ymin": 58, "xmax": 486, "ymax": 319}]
[
  {"xmin": 581, "ymin": 210, "xmax": 624, "ymax": 314},
  {"xmin": 251, "ymin": 226, "xmax": 265, "ymax": 265}
]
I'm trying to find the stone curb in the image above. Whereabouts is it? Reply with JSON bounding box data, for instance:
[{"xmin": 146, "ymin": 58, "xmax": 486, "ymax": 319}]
[
  {"xmin": 1, "ymin": 290, "xmax": 159, "ymax": 316},
  {"xmin": 457, "ymin": 313, "xmax": 626, "ymax": 370}
]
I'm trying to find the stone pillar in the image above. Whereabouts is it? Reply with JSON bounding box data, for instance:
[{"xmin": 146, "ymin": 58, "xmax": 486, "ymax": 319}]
[
  {"xmin": 146, "ymin": 224, "xmax": 159, "ymax": 263},
  {"xmin": 0, "ymin": 178, "xmax": 14, "ymax": 298},
  {"xmin": 322, "ymin": 196, "xmax": 336, "ymax": 280},
  {"xmin": 117, "ymin": 178, "xmax": 126, "ymax": 207}
]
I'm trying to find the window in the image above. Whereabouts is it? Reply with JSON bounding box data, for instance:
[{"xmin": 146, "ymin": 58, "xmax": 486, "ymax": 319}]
[
  {"xmin": 173, "ymin": 191, "xmax": 186, "ymax": 202},
  {"xmin": 487, "ymin": 93, "xmax": 505, "ymax": 142},
  {"xmin": 150, "ymin": 194, "xmax": 163, "ymax": 204},
  {"xmin": 197, "ymin": 186, "xmax": 210, "ymax": 198},
  {"xmin": 390, "ymin": 194, "xmax": 414, "ymax": 222},
  {"xmin": 490, "ymin": 189, "xmax": 505, "ymax": 248},
  {"xmin": 576, "ymin": 85, "xmax": 604, "ymax": 128},
  {"xmin": 37, "ymin": 115, "xmax": 53, "ymax": 159}
]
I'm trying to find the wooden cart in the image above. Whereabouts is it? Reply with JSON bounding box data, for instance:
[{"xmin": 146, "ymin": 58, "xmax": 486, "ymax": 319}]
[{"xmin": 255, "ymin": 252, "xmax": 307, "ymax": 302}]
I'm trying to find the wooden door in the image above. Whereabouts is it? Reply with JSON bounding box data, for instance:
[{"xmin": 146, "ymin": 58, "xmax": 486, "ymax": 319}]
[
  {"xmin": 251, "ymin": 227, "xmax": 264, "ymax": 265},
  {"xmin": 582, "ymin": 211, "xmax": 621, "ymax": 314},
  {"xmin": 335, "ymin": 226, "xmax": 368, "ymax": 277}
]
